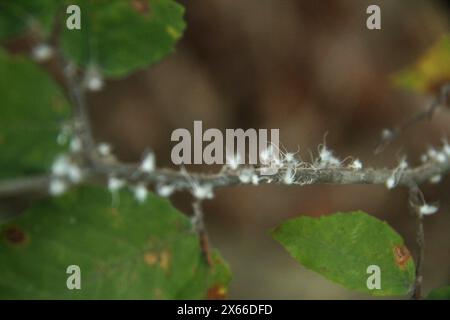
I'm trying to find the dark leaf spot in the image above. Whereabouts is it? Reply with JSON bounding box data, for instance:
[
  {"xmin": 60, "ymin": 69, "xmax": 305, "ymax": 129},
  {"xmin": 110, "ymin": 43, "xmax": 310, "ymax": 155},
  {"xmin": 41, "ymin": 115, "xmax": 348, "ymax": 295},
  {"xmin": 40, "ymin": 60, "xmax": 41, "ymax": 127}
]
[
  {"xmin": 129, "ymin": 0, "xmax": 150, "ymax": 15},
  {"xmin": 4, "ymin": 226, "xmax": 27, "ymax": 245},
  {"xmin": 393, "ymin": 245, "xmax": 411, "ymax": 269},
  {"xmin": 207, "ymin": 284, "xmax": 227, "ymax": 300}
]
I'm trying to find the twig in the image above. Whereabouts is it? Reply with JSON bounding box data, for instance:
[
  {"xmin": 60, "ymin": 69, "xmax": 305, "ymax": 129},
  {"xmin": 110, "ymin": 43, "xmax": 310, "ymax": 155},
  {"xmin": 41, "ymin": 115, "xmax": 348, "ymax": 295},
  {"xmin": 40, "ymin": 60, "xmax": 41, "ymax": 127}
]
[
  {"xmin": 0, "ymin": 176, "xmax": 50, "ymax": 198},
  {"xmin": 408, "ymin": 186, "xmax": 426, "ymax": 300},
  {"xmin": 59, "ymin": 56, "xmax": 97, "ymax": 164},
  {"xmin": 192, "ymin": 199, "xmax": 213, "ymax": 265},
  {"xmin": 376, "ymin": 83, "xmax": 450, "ymax": 153}
]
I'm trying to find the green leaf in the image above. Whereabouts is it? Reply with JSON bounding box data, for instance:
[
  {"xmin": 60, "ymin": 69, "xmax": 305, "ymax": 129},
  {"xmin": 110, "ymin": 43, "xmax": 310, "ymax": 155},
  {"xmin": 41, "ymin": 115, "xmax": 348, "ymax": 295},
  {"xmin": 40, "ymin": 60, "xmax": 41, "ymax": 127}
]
[
  {"xmin": 427, "ymin": 285, "xmax": 450, "ymax": 300},
  {"xmin": 0, "ymin": 186, "xmax": 230, "ymax": 299},
  {"xmin": 392, "ymin": 34, "xmax": 450, "ymax": 93},
  {"xmin": 0, "ymin": 0, "xmax": 59, "ymax": 41},
  {"xmin": 61, "ymin": 0, "xmax": 186, "ymax": 78},
  {"xmin": 272, "ymin": 211, "xmax": 415, "ymax": 296},
  {"xmin": 0, "ymin": 49, "xmax": 70, "ymax": 179}
]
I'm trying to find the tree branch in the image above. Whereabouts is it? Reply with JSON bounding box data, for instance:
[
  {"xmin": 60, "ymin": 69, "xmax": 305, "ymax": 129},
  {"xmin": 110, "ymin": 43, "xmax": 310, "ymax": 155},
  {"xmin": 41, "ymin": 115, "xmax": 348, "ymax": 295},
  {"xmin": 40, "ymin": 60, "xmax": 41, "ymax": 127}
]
[
  {"xmin": 0, "ymin": 154, "xmax": 449, "ymax": 199},
  {"xmin": 408, "ymin": 186, "xmax": 426, "ymax": 300},
  {"xmin": 192, "ymin": 199, "xmax": 212, "ymax": 265}
]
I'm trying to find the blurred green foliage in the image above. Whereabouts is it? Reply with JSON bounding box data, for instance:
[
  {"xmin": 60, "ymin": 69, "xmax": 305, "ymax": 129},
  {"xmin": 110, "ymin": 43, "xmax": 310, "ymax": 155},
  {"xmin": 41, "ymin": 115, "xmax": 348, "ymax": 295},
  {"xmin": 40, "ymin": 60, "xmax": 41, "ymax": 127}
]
[
  {"xmin": 0, "ymin": 49, "xmax": 69, "ymax": 179},
  {"xmin": 393, "ymin": 34, "xmax": 450, "ymax": 93},
  {"xmin": 61, "ymin": 0, "xmax": 186, "ymax": 77},
  {"xmin": 427, "ymin": 285, "xmax": 450, "ymax": 300},
  {"xmin": 0, "ymin": 0, "xmax": 59, "ymax": 40},
  {"xmin": 0, "ymin": 186, "xmax": 230, "ymax": 299}
]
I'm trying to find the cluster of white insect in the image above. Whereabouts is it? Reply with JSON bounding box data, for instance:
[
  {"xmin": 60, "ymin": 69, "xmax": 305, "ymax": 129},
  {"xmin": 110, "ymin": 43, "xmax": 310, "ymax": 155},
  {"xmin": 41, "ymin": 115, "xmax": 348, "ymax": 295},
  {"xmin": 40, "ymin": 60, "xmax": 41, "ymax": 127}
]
[
  {"xmin": 419, "ymin": 139, "xmax": 450, "ymax": 184},
  {"xmin": 191, "ymin": 183, "xmax": 214, "ymax": 200},
  {"xmin": 238, "ymin": 168, "xmax": 260, "ymax": 185},
  {"xmin": 105, "ymin": 151, "xmax": 157, "ymax": 204},
  {"xmin": 421, "ymin": 140, "xmax": 450, "ymax": 164},
  {"xmin": 49, "ymin": 155, "xmax": 83, "ymax": 196},
  {"xmin": 48, "ymin": 123, "xmax": 444, "ymax": 217}
]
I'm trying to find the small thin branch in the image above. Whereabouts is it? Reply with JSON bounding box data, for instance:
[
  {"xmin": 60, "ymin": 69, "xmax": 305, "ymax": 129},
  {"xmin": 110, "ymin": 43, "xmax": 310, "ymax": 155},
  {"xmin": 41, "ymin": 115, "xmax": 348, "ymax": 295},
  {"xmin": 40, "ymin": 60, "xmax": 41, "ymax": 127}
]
[
  {"xmin": 0, "ymin": 176, "xmax": 50, "ymax": 198},
  {"xmin": 59, "ymin": 57, "xmax": 97, "ymax": 164},
  {"xmin": 408, "ymin": 186, "xmax": 426, "ymax": 300},
  {"xmin": 376, "ymin": 83, "xmax": 450, "ymax": 153},
  {"xmin": 192, "ymin": 199, "xmax": 212, "ymax": 265}
]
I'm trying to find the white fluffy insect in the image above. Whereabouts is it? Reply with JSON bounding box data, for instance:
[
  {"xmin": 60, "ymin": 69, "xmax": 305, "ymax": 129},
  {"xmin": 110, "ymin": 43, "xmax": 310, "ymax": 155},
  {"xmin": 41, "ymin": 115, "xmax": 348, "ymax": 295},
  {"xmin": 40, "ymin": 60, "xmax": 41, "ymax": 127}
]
[
  {"xmin": 97, "ymin": 143, "xmax": 112, "ymax": 157},
  {"xmin": 70, "ymin": 137, "xmax": 82, "ymax": 153},
  {"xmin": 84, "ymin": 65, "xmax": 104, "ymax": 91},
  {"xmin": 349, "ymin": 159, "xmax": 363, "ymax": 170},
  {"xmin": 419, "ymin": 204, "xmax": 438, "ymax": 216},
  {"xmin": 192, "ymin": 183, "xmax": 214, "ymax": 200},
  {"xmin": 427, "ymin": 148, "xmax": 438, "ymax": 159},
  {"xmin": 108, "ymin": 176, "xmax": 125, "ymax": 192},
  {"xmin": 51, "ymin": 155, "xmax": 83, "ymax": 184},
  {"xmin": 67, "ymin": 164, "xmax": 82, "ymax": 183},
  {"xmin": 31, "ymin": 43, "xmax": 53, "ymax": 62},
  {"xmin": 381, "ymin": 128, "xmax": 393, "ymax": 140},
  {"xmin": 51, "ymin": 155, "xmax": 71, "ymax": 176},
  {"xmin": 140, "ymin": 151, "xmax": 155, "ymax": 173},
  {"xmin": 226, "ymin": 153, "xmax": 241, "ymax": 170},
  {"xmin": 180, "ymin": 168, "xmax": 215, "ymax": 200},
  {"xmin": 133, "ymin": 184, "xmax": 148, "ymax": 203},
  {"xmin": 385, "ymin": 158, "xmax": 408, "ymax": 189},
  {"xmin": 318, "ymin": 145, "xmax": 340, "ymax": 168},
  {"xmin": 282, "ymin": 166, "xmax": 296, "ymax": 185},
  {"xmin": 429, "ymin": 175, "xmax": 442, "ymax": 184},
  {"xmin": 399, "ymin": 158, "xmax": 408, "ymax": 170},
  {"xmin": 282, "ymin": 148, "xmax": 301, "ymax": 165},
  {"xmin": 260, "ymin": 146, "xmax": 274, "ymax": 163},
  {"xmin": 385, "ymin": 176, "xmax": 396, "ymax": 189},
  {"xmin": 49, "ymin": 178, "xmax": 68, "ymax": 196},
  {"xmin": 436, "ymin": 152, "xmax": 447, "ymax": 163},
  {"xmin": 238, "ymin": 168, "xmax": 254, "ymax": 184},
  {"xmin": 156, "ymin": 184, "xmax": 175, "ymax": 197}
]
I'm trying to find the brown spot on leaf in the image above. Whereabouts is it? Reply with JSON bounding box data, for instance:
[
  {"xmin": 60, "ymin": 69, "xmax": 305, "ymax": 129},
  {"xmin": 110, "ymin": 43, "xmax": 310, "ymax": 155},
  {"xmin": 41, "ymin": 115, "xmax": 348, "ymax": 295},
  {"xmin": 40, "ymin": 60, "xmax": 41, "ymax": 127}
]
[
  {"xmin": 153, "ymin": 288, "xmax": 163, "ymax": 299},
  {"xmin": 129, "ymin": 0, "xmax": 150, "ymax": 15},
  {"xmin": 144, "ymin": 252, "xmax": 158, "ymax": 266},
  {"xmin": 4, "ymin": 226, "xmax": 28, "ymax": 245},
  {"xmin": 393, "ymin": 245, "xmax": 411, "ymax": 269},
  {"xmin": 159, "ymin": 251, "xmax": 171, "ymax": 271},
  {"xmin": 207, "ymin": 285, "xmax": 228, "ymax": 300}
]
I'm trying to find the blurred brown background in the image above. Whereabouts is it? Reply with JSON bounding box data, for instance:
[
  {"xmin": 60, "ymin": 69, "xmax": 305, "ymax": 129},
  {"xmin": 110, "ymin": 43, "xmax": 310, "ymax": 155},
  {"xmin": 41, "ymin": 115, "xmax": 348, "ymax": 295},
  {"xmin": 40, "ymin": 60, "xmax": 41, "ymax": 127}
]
[{"xmin": 87, "ymin": 0, "xmax": 450, "ymax": 299}]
